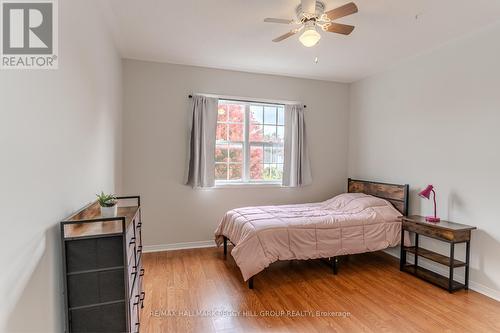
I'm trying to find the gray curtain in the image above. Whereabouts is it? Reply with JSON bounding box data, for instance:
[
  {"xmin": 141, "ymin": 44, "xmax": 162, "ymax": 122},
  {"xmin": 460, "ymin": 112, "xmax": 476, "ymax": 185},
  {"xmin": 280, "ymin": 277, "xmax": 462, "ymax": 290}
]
[
  {"xmin": 185, "ymin": 95, "xmax": 219, "ymax": 188},
  {"xmin": 283, "ymin": 104, "xmax": 312, "ymax": 187}
]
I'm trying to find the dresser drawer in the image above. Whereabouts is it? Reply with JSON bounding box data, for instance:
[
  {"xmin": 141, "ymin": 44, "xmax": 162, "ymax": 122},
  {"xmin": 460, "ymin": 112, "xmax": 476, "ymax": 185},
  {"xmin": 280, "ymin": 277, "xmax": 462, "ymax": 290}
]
[
  {"xmin": 127, "ymin": 264, "xmax": 137, "ymax": 293},
  {"xmin": 127, "ymin": 247, "xmax": 139, "ymax": 272},
  {"xmin": 67, "ymin": 268, "xmax": 124, "ymax": 308},
  {"xmin": 66, "ymin": 237, "xmax": 123, "ymax": 273},
  {"xmin": 129, "ymin": 272, "xmax": 141, "ymax": 332},
  {"xmin": 135, "ymin": 210, "xmax": 141, "ymax": 228},
  {"xmin": 126, "ymin": 224, "xmax": 136, "ymax": 263},
  {"xmin": 403, "ymin": 221, "xmax": 461, "ymax": 241},
  {"xmin": 128, "ymin": 254, "xmax": 143, "ymax": 290},
  {"xmin": 139, "ymin": 268, "xmax": 145, "ymax": 308},
  {"xmin": 135, "ymin": 218, "xmax": 143, "ymax": 259},
  {"xmin": 129, "ymin": 302, "xmax": 140, "ymax": 333},
  {"xmin": 70, "ymin": 301, "xmax": 126, "ymax": 333},
  {"xmin": 127, "ymin": 240, "xmax": 136, "ymax": 287}
]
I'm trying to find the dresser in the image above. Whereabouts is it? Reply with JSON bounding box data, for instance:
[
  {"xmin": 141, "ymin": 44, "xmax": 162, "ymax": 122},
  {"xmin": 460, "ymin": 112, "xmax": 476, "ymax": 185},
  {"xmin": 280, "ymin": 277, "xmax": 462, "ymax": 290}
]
[{"xmin": 61, "ymin": 196, "xmax": 144, "ymax": 332}]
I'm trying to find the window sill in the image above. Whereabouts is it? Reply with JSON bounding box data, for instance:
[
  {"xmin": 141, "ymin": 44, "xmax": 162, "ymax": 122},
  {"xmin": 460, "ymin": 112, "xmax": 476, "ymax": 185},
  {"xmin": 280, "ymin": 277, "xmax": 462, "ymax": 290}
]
[{"xmin": 214, "ymin": 182, "xmax": 284, "ymax": 189}]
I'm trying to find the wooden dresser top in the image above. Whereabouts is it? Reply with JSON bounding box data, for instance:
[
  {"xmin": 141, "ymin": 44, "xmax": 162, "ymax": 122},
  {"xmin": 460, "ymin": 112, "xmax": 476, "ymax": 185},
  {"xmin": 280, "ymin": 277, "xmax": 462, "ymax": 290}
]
[{"xmin": 62, "ymin": 201, "xmax": 139, "ymax": 239}]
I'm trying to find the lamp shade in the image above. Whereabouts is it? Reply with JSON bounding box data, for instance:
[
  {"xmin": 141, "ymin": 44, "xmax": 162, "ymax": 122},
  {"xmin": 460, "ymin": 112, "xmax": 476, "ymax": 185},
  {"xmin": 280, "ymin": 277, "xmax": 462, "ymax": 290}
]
[
  {"xmin": 419, "ymin": 185, "xmax": 434, "ymax": 199},
  {"xmin": 299, "ymin": 27, "xmax": 321, "ymax": 47}
]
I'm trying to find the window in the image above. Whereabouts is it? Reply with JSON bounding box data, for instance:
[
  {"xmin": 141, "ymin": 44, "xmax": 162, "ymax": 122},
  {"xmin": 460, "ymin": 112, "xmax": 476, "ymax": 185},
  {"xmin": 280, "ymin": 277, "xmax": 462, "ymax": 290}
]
[{"xmin": 215, "ymin": 99, "xmax": 285, "ymax": 185}]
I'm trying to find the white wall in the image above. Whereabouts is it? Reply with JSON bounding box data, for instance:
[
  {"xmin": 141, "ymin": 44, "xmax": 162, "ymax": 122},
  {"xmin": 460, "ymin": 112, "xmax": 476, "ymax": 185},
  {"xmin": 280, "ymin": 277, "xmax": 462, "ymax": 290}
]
[
  {"xmin": 348, "ymin": 22, "xmax": 500, "ymax": 299},
  {"xmin": 0, "ymin": 1, "xmax": 122, "ymax": 332},
  {"xmin": 122, "ymin": 59, "xmax": 350, "ymax": 248}
]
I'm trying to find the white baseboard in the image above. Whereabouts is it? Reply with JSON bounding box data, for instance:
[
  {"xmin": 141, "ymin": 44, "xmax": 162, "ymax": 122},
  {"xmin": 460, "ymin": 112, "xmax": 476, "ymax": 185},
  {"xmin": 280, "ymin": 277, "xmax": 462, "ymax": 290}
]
[
  {"xmin": 143, "ymin": 240, "xmax": 216, "ymax": 253},
  {"xmin": 384, "ymin": 249, "xmax": 500, "ymax": 302}
]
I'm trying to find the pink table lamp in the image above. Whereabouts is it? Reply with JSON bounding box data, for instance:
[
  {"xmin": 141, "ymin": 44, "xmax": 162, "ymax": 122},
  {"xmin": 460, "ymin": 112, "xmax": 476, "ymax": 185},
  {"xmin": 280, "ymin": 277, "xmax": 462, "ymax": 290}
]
[{"xmin": 419, "ymin": 185, "xmax": 440, "ymax": 222}]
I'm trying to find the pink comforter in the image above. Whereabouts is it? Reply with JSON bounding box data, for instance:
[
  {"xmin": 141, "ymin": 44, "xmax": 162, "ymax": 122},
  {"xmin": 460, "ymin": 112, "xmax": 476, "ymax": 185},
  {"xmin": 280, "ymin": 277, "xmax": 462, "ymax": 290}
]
[{"xmin": 214, "ymin": 193, "xmax": 404, "ymax": 281}]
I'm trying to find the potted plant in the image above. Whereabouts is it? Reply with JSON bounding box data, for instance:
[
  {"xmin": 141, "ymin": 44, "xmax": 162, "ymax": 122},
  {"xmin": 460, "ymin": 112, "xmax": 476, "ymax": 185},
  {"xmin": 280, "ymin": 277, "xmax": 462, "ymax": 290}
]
[{"xmin": 97, "ymin": 191, "xmax": 118, "ymax": 217}]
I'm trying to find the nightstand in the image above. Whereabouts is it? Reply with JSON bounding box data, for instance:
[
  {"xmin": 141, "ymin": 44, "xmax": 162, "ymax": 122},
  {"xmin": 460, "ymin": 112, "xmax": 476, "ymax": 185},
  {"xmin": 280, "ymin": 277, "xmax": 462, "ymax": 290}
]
[{"xmin": 400, "ymin": 215, "xmax": 476, "ymax": 293}]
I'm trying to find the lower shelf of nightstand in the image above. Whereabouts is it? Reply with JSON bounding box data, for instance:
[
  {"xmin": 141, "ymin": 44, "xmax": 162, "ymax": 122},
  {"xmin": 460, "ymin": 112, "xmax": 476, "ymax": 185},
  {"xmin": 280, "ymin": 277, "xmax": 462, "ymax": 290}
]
[
  {"xmin": 404, "ymin": 246, "xmax": 466, "ymax": 267},
  {"xmin": 402, "ymin": 265, "xmax": 465, "ymax": 291}
]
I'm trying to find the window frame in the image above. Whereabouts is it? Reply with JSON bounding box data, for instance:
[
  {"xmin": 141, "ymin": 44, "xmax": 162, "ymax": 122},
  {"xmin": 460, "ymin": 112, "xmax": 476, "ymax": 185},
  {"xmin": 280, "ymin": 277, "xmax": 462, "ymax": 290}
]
[{"xmin": 215, "ymin": 99, "xmax": 285, "ymax": 186}]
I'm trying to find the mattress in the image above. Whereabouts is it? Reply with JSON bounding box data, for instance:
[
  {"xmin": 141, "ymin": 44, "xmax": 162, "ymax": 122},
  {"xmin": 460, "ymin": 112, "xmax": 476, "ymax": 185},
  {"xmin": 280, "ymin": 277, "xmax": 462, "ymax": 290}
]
[{"xmin": 214, "ymin": 192, "xmax": 405, "ymax": 281}]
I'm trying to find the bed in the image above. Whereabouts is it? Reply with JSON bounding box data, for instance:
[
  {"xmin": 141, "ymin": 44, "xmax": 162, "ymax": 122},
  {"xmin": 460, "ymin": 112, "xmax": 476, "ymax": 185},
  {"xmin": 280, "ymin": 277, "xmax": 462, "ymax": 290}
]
[{"xmin": 214, "ymin": 178, "xmax": 409, "ymax": 289}]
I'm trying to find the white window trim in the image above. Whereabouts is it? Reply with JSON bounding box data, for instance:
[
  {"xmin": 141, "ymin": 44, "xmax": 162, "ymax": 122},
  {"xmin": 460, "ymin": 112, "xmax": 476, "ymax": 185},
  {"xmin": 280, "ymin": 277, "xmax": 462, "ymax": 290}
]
[
  {"xmin": 215, "ymin": 98, "xmax": 286, "ymax": 186},
  {"xmin": 214, "ymin": 182, "xmax": 284, "ymax": 189}
]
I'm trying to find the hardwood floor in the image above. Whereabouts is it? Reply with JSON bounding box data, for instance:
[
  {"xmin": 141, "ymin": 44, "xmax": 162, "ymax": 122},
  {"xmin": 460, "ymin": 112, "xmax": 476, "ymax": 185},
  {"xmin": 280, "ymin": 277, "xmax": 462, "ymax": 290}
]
[{"xmin": 140, "ymin": 247, "xmax": 500, "ymax": 333}]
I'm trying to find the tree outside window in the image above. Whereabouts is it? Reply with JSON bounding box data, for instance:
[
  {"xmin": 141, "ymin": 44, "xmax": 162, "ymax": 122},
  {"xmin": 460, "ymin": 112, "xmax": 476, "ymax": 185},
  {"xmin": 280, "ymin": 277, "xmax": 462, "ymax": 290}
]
[{"xmin": 215, "ymin": 100, "xmax": 285, "ymax": 184}]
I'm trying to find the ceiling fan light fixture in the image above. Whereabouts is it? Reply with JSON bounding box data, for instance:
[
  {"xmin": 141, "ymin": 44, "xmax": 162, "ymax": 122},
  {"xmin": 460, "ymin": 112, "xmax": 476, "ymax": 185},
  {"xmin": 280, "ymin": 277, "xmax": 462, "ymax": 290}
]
[
  {"xmin": 299, "ymin": 26, "xmax": 321, "ymax": 47},
  {"xmin": 266, "ymin": 2, "xmax": 357, "ymax": 45}
]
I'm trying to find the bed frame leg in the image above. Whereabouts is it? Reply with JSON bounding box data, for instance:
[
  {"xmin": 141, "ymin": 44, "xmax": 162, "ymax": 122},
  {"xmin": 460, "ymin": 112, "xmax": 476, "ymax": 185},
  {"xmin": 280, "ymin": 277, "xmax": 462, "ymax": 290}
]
[
  {"xmin": 223, "ymin": 236, "xmax": 227, "ymax": 257},
  {"xmin": 248, "ymin": 276, "xmax": 254, "ymax": 289},
  {"xmin": 332, "ymin": 257, "xmax": 339, "ymax": 275}
]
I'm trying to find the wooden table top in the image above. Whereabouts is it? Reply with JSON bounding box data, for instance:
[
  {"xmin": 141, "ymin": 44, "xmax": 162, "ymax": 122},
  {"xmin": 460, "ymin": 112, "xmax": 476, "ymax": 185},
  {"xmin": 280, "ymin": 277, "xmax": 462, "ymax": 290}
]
[{"xmin": 402, "ymin": 215, "xmax": 476, "ymax": 232}]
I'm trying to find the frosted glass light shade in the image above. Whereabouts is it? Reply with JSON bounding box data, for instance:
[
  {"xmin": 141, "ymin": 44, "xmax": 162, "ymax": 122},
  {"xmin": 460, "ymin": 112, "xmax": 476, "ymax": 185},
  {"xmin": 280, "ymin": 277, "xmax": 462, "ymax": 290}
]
[{"xmin": 299, "ymin": 27, "xmax": 321, "ymax": 47}]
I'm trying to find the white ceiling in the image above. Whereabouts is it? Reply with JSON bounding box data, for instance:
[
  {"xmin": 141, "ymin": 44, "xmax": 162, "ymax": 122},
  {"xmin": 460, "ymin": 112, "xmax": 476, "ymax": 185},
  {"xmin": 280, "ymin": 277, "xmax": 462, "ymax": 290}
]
[{"xmin": 104, "ymin": 0, "xmax": 500, "ymax": 82}]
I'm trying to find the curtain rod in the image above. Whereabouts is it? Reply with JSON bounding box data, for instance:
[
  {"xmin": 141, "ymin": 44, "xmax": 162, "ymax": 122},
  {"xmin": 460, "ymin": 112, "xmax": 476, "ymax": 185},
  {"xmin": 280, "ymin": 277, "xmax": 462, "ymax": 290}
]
[{"xmin": 188, "ymin": 94, "xmax": 306, "ymax": 108}]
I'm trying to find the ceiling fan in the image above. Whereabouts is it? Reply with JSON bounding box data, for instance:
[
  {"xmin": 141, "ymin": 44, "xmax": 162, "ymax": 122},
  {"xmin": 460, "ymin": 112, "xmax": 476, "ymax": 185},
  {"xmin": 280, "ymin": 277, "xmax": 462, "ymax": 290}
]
[{"xmin": 264, "ymin": 1, "xmax": 358, "ymax": 47}]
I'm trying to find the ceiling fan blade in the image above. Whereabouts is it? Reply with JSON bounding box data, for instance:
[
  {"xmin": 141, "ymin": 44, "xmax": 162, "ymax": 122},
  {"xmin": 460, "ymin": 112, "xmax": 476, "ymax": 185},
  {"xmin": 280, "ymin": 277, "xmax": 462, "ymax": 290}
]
[
  {"xmin": 301, "ymin": 0, "xmax": 316, "ymax": 14},
  {"xmin": 272, "ymin": 30, "xmax": 299, "ymax": 42},
  {"xmin": 325, "ymin": 2, "xmax": 358, "ymax": 20},
  {"xmin": 264, "ymin": 18, "xmax": 294, "ymax": 24},
  {"xmin": 325, "ymin": 23, "xmax": 355, "ymax": 35}
]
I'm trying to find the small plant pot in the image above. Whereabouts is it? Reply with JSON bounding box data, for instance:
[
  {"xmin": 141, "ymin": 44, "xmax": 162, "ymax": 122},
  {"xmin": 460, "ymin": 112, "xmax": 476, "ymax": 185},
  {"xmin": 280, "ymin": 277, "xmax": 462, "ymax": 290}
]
[{"xmin": 100, "ymin": 205, "xmax": 117, "ymax": 217}]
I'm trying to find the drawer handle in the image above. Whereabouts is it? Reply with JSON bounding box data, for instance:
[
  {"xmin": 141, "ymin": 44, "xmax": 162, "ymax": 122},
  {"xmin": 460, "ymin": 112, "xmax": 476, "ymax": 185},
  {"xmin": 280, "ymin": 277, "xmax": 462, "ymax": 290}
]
[
  {"xmin": 136, "ymin": 222, "xmax": 142, "ymax": 228},
  {"xmin": 140, "ymin": 268, "xmax": 145, "ymax": 277},
  {"xmin": 133, "ymin": 295, "xmax": 140, "ymax": 305},
  {"xmin": 137, "ymin": 245, "xmax": 142, "ymax": 253},
  {"xmin": 134, "ymin": 322, "xmax": 140, "ymax": 333},
  {"xmin": 140, "ymin": 291, "xmax": 145, "ymax": 308},
  {"xmin": 129, "ymin": 237, "xmax": 136, "ymax": 246}
]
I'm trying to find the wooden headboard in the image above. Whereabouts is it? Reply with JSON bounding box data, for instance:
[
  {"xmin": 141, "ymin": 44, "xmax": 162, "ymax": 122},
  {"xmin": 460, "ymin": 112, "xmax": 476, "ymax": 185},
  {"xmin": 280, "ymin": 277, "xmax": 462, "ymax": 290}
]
[{"xmin": 347, "ymin": 178, "xmax": 409, "ymax": 216}]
